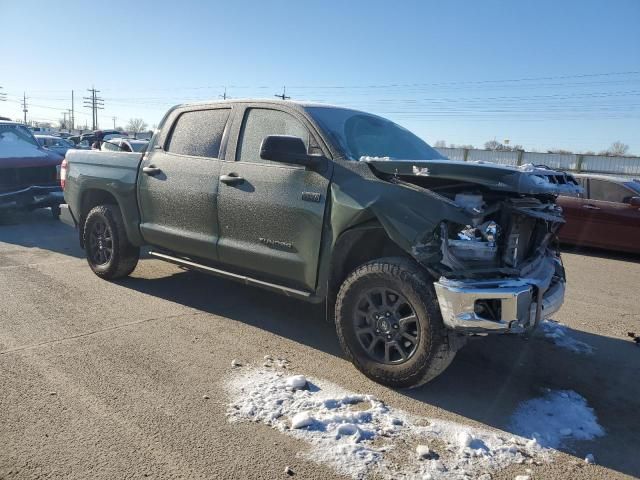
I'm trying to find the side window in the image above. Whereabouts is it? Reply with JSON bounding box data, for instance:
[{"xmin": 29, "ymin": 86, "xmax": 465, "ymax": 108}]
[
  {"xmin": 589, "ymin": 179, "xmax": 634, "ymax": 203},
  {"xmin": 166, "ymin": 108, "xmax": 230, "ymax": 158},
  {"xmin": 236, "ymin": 108, "xmax": 309, "ymax": 164}
]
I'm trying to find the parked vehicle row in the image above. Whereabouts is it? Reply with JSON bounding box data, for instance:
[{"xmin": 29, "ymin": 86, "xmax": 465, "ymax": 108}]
[{"xmin": 60, "ymin": 100, "xmax": 578, "ymax": 388}]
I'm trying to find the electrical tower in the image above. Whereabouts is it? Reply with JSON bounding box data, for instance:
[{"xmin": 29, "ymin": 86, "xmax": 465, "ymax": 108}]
[
  {"xmin": 274, "ymin": 86, "xmax": 290, "ymax": 100},
  {"xmin": 21, "ymin": 92, "xmax": 28, "ymax": 124},
  {"xmin": 83, "ymin": 87, "xmax": 104, "ymax": 130}
]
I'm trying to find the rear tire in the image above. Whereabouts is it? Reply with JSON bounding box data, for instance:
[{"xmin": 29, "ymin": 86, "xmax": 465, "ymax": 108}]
[
  {"xmin": 335, "ymin": 257, "xmax": 457, "ymax": 389},
  {"xmin": 83, "ymin": 204, "xmax": 139, "ymax": 279}
]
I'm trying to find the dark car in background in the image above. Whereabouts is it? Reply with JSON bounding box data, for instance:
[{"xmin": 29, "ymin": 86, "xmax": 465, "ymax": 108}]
[
  {"xmin": 0, "ymin": 121, "xmax": 64, "ymax": 217},
  {"xmin": 557, "ymin": 174, "xmax": 640, "ymax": 254}
]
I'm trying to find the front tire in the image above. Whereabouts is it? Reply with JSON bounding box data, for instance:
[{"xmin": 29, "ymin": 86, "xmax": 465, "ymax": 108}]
[
  {"xmin": 83, "ymin": 204, "xmax": 139, "ymax": 279},
  {"xmin": 335, "ymin": 257, "xmax": 457, "ymax": 389}
]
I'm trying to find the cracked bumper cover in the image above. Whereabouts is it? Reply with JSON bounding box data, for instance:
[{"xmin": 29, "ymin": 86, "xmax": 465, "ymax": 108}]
[{"xmin": 433, "ymin": 254, "xmax": 565, "ymax": 334}]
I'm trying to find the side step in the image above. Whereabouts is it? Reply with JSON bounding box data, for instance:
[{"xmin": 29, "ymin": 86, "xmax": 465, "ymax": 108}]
[{"xmin": 148, "ymin": 250, "xmax": 313, "ymax": 300}]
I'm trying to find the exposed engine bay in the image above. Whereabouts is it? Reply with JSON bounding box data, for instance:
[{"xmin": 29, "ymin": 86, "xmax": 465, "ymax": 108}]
[{"xmin": 392, "ymin": 171, "xmax": 570, "ymax": 280}]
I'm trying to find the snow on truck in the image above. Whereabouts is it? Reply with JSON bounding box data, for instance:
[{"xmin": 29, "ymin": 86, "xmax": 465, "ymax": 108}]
[{"xmin": 59, "ymin": 100, "xmax": 581, "ymax": 388}]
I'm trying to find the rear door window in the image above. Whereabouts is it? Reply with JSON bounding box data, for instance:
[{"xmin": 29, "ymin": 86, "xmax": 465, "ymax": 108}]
[
  {"xmin": 166, "ymin": 108, "xmax": 230, "ymax": 159},
  {"xmin": 588, "ymin": 179, "xmax": 635, "ymax": 203}
]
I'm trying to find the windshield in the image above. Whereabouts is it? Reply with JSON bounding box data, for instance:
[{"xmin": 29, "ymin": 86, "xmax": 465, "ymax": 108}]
[
  {"xmin": 306, "ymin": 106, "xmax": 445, "ymax": 161},
  {"xmin": 0, "ymin": 124, "xmax": 40, "ymax": 148},
  {"xmin": 625, "ymin": 181, "xmax": 640, "ymax": 194}
]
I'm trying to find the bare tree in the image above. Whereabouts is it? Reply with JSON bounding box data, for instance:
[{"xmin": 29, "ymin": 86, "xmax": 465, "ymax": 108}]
[
  {"xmin": 59, "ymin": 117, "xmax": 70, "ymax": 130},
  {"xmin": 484, "ymin": 140, "xmax": 522, "ymax": 152},
  {"xmin": 484, "ymin": 140, "xmax": 502, "ymax": 151},
  {"xmin": 433, "ymin": 140, "xmax": 447, "ymax": 148},
  {"xmin": 126, "ymin": 118, "xmax": 148, "ymax": 139},
  {"xmin": 547, "ymin": 148, "xmax": 573, "ymax": 154},
  {"xmin": 608, "ymin": 141, "xmax": 629, "ymax": 156}
]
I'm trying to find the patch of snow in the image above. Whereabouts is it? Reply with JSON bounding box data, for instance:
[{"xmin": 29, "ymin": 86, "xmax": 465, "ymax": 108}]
[
  {"xmin": 540, "ymin": 320, "xmax": 594, "ymax": 354},
  {"xmin": 412, "ymin": 165, "xmax": 430, "ymax": 176},
  {"xmin": 359, "ymin": 155, "xmax": 391, "ymax": 162},
  {"xmin": 285, "ymin": 374, "xmax": 307, "ymax": 390},
  {"xmin": 509, "ymin": 389, "xmax": 605, "ymax": 449},
  {"xmin": 291, "ymin": 411, "xmax": 315, "ymax": 429},
  {"xmin": 585, "ymin": 453, "xmax": 596, "ymax": 464},
  {"xmin": 227, "ymin": 368, "xmax": 553, "ymax": 479},
  {"xmin": 514, "ymin": 476, "xmax": 531, "ymax": 480},
  {"xmin": 416, "ymin": 444, "xmax": 431, "ymax": 458}
]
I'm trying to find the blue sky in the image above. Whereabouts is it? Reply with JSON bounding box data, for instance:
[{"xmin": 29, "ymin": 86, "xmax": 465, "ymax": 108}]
[{"xmin": 1, "ymin": 0, "xmax": 639, "ymax": 153}]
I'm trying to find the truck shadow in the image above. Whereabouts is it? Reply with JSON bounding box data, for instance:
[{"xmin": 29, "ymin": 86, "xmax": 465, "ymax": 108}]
[
  {"xmin": 119, "ymin": 266, "xmax": 640, "ymax": 479},
  {"xmin": 0, "ymin": 209, "xmax": 84, "ymax": 259}
]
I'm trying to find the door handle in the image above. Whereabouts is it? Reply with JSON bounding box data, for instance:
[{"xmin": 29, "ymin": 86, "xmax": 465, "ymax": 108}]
[
  {"xmin": 220, "ymin": 173, "xmax": 245, "ymax": 185},
  {"xmin": 583, "ymin": 204, "xmax": 600, "ymax": 210},
  {"xmin": 142, "ymin": 165, "xmax": 162, "ymax": 176}
]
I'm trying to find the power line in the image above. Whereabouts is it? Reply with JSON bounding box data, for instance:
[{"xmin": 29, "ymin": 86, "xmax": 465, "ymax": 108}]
[{"xmin": 83, "ymin": 87, "xmax": 104, "ymax": 130}]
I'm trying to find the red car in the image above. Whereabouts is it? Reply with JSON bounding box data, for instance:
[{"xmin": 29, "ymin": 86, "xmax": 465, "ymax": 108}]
[
  {"xmin": 557, "ymin": 174, "xmax": 640, "ymax": 254},
  {"xmin": 0, "ymin": 121, "xmax": 64, "ymax": 217}
]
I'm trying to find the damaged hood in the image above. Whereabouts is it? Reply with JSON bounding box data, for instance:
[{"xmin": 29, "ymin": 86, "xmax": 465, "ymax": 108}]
[{"xmin": 365, "ymin": 159, "xmax": 582, "ymax": 196}]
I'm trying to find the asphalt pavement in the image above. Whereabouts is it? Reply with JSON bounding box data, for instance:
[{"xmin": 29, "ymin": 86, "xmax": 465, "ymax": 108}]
[{"xmin": 1, "ymin": 210, "xmax": 639, "ymax": 480}]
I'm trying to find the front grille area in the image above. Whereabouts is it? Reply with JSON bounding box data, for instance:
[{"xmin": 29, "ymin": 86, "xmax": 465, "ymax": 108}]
[{"xmin": 0, "ymin": 167, "xmax": 58, "ymax": 191}]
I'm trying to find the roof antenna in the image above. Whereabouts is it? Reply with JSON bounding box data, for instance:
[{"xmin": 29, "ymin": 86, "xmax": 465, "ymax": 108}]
[{"xmin": 275, "ymin": 86, "xmax": 290, "ymax": 100}]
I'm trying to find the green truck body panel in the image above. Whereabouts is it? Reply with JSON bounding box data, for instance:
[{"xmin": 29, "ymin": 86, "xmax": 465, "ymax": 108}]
[{"xmin": 63, "ymin": 100, "xmax": 579, "ymax": 302}]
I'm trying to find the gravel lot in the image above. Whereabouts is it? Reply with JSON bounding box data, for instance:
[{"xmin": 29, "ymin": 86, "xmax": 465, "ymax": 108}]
[{"xmin": 1, "ymin": 210, "xmax": 639, "ymax": 480}]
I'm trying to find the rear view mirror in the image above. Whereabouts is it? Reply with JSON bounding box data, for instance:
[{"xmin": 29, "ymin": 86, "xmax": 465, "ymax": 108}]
[
  {"xmin": 260, "ymin": 135, "xmax": 323, "ymax": 170},
  {"xmin": 629, "ymin": 196, "xmax": 640, "ymax": 207}
]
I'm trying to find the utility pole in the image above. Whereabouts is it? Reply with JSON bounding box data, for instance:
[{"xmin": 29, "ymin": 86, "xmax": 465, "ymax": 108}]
[
  {"xmin": 274, "ymin": 86, "xmax": 290, "ymax": 100},
  {"xmin": 112, "ymin": 116, "xmax": 117, "ymax": 129},
  {"xmin": 22, "ymin": 92, "xmax": 28, "ymax": 124},
  {"xmin": 219, "ymin": 87, "xmax": 229, "ymax": 100},
  {"xmin": 71, "ymin": 90, "xmax": 75, "ymax": 130},
  {"xmin": 83, "ymin": 86, "xmax": 104, "ymax": 130},
  {"xmin": 0, "ymin": 86, "xmax": 6, "ymax": 102},
  {"xmin": 62, "ymin": 111, "xmax": 68, "ymax": 129}
]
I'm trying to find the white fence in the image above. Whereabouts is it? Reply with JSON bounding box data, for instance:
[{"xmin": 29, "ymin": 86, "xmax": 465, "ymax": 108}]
[{"xmin": 435, "ymin": 148, "xmax": 640, "ymax": 177}]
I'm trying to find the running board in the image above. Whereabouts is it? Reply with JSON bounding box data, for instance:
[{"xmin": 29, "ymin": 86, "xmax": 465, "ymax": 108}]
[{"xmin": 148, "ymin": 250, "xmax": 313, "ymax": 299}]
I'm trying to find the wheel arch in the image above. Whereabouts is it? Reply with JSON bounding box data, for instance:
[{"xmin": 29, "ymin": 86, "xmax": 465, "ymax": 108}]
[
  {"xmin": 77, "ymin": 189, "xmax": 121, "ymax": 249},
  {"xmin": 327, "ymin": 221, "xmax": 413, "ymax": 317}
]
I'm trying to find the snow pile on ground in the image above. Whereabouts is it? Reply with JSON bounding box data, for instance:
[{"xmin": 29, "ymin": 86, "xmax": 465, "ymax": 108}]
[
  {"xmin": 540, "ymin": 320, "xmax": 594, "ymax": 354},
  {"xmin": 359, "ymin": 156, "xmax": 391, "ymax": 162},
  {"xmin": 227, "ymin": 368, "xmax": 553, "ymax": 479},
  {"xmin": 509, "ymin": 389, "xmax": 605, "ymax": 449}
]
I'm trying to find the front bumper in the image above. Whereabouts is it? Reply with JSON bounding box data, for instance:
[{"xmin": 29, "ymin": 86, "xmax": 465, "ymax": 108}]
[
  {"xmin": 433, "ymin": 254, "xmax": 565, "ymax": 334},
  {"xmin": 0, "ymin": 185, "xmax": 63, "ymax": 211}
]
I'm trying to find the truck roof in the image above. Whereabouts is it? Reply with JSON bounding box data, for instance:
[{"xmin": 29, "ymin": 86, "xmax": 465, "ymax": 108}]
[{"xmin": 170, "ymin": 99, "xmax": 349, "ymax": 111}]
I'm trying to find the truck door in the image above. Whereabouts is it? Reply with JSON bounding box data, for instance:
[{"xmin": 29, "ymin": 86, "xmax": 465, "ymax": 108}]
[
  {"xmin": 216, "ymin": 107, "xmax": 331, "ymax": 292},
  {"xmin": 137, "ymin": 107, "xmax": 232, "ymax": 261}
]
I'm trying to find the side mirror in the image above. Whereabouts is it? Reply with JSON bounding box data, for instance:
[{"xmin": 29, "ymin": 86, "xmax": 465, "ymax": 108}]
[
  {"xmin": 629, "ymin": 196, "xmax": 640, "ymax": 207},
  {"xmin": 260, "ymin": 135, "xmax": 323, "ymax": 170}
]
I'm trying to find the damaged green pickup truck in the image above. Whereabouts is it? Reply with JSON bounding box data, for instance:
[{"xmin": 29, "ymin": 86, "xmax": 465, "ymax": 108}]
[{"xmin": 60, "ymin": 100, "xmax": 581, "ymax": 388}]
